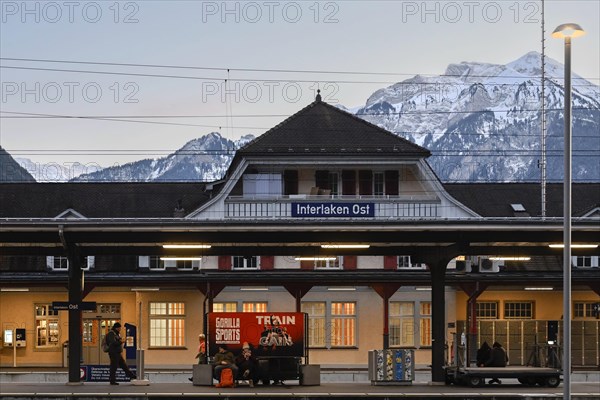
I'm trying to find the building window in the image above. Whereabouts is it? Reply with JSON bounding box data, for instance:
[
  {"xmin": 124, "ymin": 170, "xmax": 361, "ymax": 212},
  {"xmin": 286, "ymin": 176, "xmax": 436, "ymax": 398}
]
[
  {"xmin": 574, "ymin": 302, "xmax": 597, "ymax": 318},
  {"xmin": 419, "ymin": 302, "xmax": 432, "ymax": 347},
  {"xmin": 233, "ymin": 256, "xmax": 259, "ymax": 269},
  {"xmin": 504, "ymin": 301, "xmax": 534, "ymax": 319},
  {"xmin": 35, "ymin": 304, "xmax": 60, "ymax": 348},
  {"xmin": 476, "ymin": 302, "xmax": 499, "ymax": 319},
  {"xmin": 47, "ymin": 256, "xmax": 94, "ymax": 271},
  {"xmin": 301, "ymin": 301, "xmax": 356, "ymax": 348},
  {"xmin": 328, "ymin": 172, "xmax": 339, "ymax": 196},
  {"xmin": 397, "ymin": 256, "xmax": 426, "ymax": 270},
  {"xmin": 149, "ymin": 302, "xmax": 185, "ymax": 347},
  {"xmin": 389, "ymin": 302, "xmax": 414, "ymax": 347},
  {"xmin": 302, "ymin": 302, "xmax": 326, "ymax": 348},
  {"xmin": 373, "ymin": 172, "xmax": 384, "ymax": 196},
  {"xmin": 243, "ymin": 302, "xmax": 267, "ymax": 312},
  {"xmin": 147, "ymin": 256, "xmax": 199, "ymax": 270},
  {"xmin": 573, "ymin": 256, "xmax": 598, "ymax": 268},
  {"xmin": 331, "ymin": 302, "xmax": 356, "ymax": 347},
  {"xmin": 213, "ymin": 302, "xmax": 237, "ymax": 312},
  {"xmin": 314, "ymin": 256, "xmax": 341, "ymax": 269},
  {"xmin": 243, "ymin": 173, "xmax": 283, "ymax": 198}
]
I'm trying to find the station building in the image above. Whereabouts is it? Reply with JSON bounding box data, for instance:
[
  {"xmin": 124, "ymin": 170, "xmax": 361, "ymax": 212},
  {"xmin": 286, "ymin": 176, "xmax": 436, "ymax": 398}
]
[{"xmin": 1, "ymin": 97, "xmax": 599, "ymax": 378}]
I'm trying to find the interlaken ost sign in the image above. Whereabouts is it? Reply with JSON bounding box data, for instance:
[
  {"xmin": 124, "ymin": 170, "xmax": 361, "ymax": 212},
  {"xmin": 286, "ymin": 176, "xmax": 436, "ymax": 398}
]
[{"xmin": 291, "ymin": 202, "xmax": 375, "ymax": 218}]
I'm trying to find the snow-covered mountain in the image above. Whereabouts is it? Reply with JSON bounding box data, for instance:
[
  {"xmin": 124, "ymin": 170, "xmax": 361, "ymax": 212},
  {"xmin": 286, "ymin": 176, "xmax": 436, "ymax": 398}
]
[
  {"xmin": 355, "ymin": 51, "xmax": 600, "ymax": 182},
  {"xmin": 15, "ymin": 158, "xmax": 104, "ymax": 182},
  {"xmin": 0, "ymin": 147, "xmax": 36, "ymax": 182},
  {"xmin": 71, "ymin": 132, "xmax": 254, "ymax": 182},
  {"xmin": 7, "ymin": 52, "xmax": 599, "ymax": 183}
]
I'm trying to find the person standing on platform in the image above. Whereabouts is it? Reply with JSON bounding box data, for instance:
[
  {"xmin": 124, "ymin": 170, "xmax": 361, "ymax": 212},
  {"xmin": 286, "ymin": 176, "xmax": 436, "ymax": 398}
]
[
  {"xmin": 106, "ymin": 322, "xmax": 136, "ymax": 385},
  {"xmin": 188, "ymin": 333, "xmax": 207, "ymax": 382}
]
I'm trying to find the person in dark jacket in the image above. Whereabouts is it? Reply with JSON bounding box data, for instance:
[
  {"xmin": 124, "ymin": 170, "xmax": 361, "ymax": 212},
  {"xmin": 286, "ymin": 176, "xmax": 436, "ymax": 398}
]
[
  {"xmin": 235, "ymin": 342, "xmax": 258, "ymax": 387},
  {"xmin": 212, "ymin": 345, "xmax": 238, "ymax": 383},
  {"xmin": 476, "ymin": 341, "xmax": 491, "ymax": 367},
  {"xmin": 106, "ymin": 322, "xmax": 136, "ymax": 385},
  {"xmin": 484, "ymin": 341, "xmax": 508, "ymax": 384}
]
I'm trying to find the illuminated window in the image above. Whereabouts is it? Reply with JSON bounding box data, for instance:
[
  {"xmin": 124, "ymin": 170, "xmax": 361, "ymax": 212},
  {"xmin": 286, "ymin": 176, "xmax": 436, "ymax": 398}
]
[
  {"xmin": 389, "ymin": 302, "xmax": 414, "ymax": 347},
  {"xmin": 476, "ymin": 302, "xmax": 499, "ymax": 319},
  {"xmin": 213, "ymin": 302, "xmax": 237, "ymax": 312},
  {"xmin": 149, "ymin": 302, "xmax": 185, "ymax": 347},
  {"xmin": 419, "ymin": 302, "xmax": 432, "ymax": 347},
  {"xmin": 243, "ymin": 302, "xmax": 267, "ymax": 312},
  {"xmin": 34, "ymin": 304, "xmax": 60, "ymax": 348},
  {"xmin": 302, "ymin": 302, "xmax": 326, "ymax": 347},
  {"xmin": 302, "ymin": 301, "xmax": 356, "ymax": 348},
  {"xmin": 504, "ymin": 301, "xmax": 534, "ymax": 319},
  {"xmin": 331, "ymin": 302, "xmax": 356, "ymax": 347}
]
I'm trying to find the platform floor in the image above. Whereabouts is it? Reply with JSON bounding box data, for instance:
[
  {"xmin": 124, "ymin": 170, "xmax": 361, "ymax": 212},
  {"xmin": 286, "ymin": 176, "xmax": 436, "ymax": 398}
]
[{"xmin": 1, "ymin": 381, "xmax": 599, "ymax": 399}]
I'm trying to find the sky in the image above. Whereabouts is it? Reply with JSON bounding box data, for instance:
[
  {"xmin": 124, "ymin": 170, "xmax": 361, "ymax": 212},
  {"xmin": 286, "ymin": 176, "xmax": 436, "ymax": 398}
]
[{"xmin": 1, "ymin": 0, "xmax": 599, "ymax": 174}]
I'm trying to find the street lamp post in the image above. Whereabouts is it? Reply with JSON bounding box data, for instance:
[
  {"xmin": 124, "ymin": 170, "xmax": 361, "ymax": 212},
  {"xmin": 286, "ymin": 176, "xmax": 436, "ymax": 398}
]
[{"xmin": 551, "ymin": 22, "xmax": 585, "ymax": 400}]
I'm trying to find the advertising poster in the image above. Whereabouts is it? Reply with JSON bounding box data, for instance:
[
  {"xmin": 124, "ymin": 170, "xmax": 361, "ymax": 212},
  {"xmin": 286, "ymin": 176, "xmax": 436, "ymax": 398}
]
[{"xmin": 208, "ymin": 312, "xmax": 305, "ymax": 357}]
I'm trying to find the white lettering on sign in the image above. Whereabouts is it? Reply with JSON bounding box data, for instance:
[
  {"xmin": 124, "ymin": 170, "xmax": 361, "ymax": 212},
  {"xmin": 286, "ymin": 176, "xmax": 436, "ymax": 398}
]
[{"xmin": 255, "ymin": 315, "xmax": 295, "ymax": 325}]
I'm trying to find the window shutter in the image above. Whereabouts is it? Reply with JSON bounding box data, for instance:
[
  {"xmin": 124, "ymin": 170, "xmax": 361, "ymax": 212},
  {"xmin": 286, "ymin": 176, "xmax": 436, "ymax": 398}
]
[
  {"xmin": 315, "ymin": 170, "xmax": 329, "ymax": 190},
  {"xmin": 358, "ymin": 170, "xmax": 373, "ymax": 195},
  {"xmin": 261, "ymin": 256, "xmax": 274, "ymax": 270},
  {"xmin": 164, "ymin": 259, "xmax": 176, "ymax": 268},
  {"xmin": 341, "ymin": 170, "xmax": 356, "ymax": 195},
  {"xmin": 384, "ymin": 170, "xmax": 399, "ymax": 196},
  {"xmin": 218, "ymin": 256, "xmax": 232, "ymax": 270},
  {"xmin": 283, "ymin": 170, "xmax": 299, "ymax": 195},
  {"xmin": 344, "ymin": 255, "xmax": 357, "ymax": 270},
  {"xmin": 300, "ymin": 260, "xmax": 313, "ymax": 270},
  {"xmin": 384, "ymin": 255, "xmax": 397, "ymax": 270}
]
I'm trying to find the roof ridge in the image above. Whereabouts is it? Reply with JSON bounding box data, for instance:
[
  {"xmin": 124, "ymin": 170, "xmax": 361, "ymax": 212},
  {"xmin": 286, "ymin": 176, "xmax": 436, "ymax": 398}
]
[{"xmin": 237, "ymin": 101, "xmax": 320, "ymax": 152}]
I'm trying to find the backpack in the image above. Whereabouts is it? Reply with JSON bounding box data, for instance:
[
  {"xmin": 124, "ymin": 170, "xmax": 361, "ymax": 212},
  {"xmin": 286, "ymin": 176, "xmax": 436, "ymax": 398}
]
[
  {"xmin": 215, "ymin": 368, "xmax": 235, "ymax": 388},
  {"xmin": 101, "ymin": 332, "xmax": 111, "ymax": 353}
]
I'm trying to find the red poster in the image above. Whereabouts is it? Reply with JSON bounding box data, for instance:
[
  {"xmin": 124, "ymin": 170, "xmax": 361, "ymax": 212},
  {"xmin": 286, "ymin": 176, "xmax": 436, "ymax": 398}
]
[{"xmin": 208, "ymin": 312, "xmax": 305, "ymax": 357}]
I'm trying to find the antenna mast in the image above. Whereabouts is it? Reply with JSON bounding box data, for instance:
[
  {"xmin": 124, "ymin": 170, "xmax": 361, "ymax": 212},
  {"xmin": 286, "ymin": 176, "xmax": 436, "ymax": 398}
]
[{"xmin": 540, "ymin": 0, "xmax": 547, "ymax": 218}]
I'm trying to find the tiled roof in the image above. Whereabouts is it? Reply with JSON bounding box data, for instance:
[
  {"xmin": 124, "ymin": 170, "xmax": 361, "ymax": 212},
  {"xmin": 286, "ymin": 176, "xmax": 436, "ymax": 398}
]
[
  {"xmin": 237, "ymin": 100, "xmax": 431, "ymax": 156},
  {"xmin": 0, "ymin": 182, "xmax": 209, "ymax": 218},
  {"xmin": 444, "ymin": 182, "xmax": 600, "ymax": 218}
]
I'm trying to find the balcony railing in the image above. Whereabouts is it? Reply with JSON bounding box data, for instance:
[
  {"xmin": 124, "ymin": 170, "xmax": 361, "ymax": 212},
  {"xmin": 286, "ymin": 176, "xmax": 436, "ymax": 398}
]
[{"xmin": 225, "ymin": 195, "xmax": 441, "ymax": 219}]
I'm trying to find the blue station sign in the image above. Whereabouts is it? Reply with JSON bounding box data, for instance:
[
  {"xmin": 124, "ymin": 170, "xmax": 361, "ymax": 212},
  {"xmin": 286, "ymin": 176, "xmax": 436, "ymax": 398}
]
[{"xmin": 291, "ymin": 202, "xmax": 375, "ymax": 218}]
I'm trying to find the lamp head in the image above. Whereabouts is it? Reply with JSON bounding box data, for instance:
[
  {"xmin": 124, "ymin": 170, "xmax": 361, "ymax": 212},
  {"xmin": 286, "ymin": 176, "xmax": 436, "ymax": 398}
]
[{"xmin": 552, "ymin": 23, "xmax": 586, "ymax": 39}]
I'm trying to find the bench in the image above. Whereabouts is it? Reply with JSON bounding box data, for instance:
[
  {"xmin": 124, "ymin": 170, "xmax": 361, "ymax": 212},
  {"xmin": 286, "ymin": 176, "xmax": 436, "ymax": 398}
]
[{"xmin": 192, "ymin": 358, "xmax": 319, "ymax": 386}]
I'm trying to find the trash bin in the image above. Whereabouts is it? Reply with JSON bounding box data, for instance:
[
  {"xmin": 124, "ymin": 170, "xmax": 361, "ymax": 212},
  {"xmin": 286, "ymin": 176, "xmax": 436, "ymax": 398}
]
[
  {"xmin": 368, "ymin": 349, "xmax": 414, "ymax": 385},
  {"xmin": 62, "ymin": 341, "xmax": 69, "ymax": 368}
]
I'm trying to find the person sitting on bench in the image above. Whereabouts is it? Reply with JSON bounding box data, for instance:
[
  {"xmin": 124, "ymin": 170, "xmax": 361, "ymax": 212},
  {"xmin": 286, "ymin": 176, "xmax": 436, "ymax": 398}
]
[
  {"xmin": 236, "ymin": 342, "xmax": 257, "ymax": 387},
  {"xmin": 484, "ymin": 341, "xmax": 508, "ymax": 384},
  {"xmin": 213, "ymin": 345, "xmax": 239, "ymax": 384}
]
